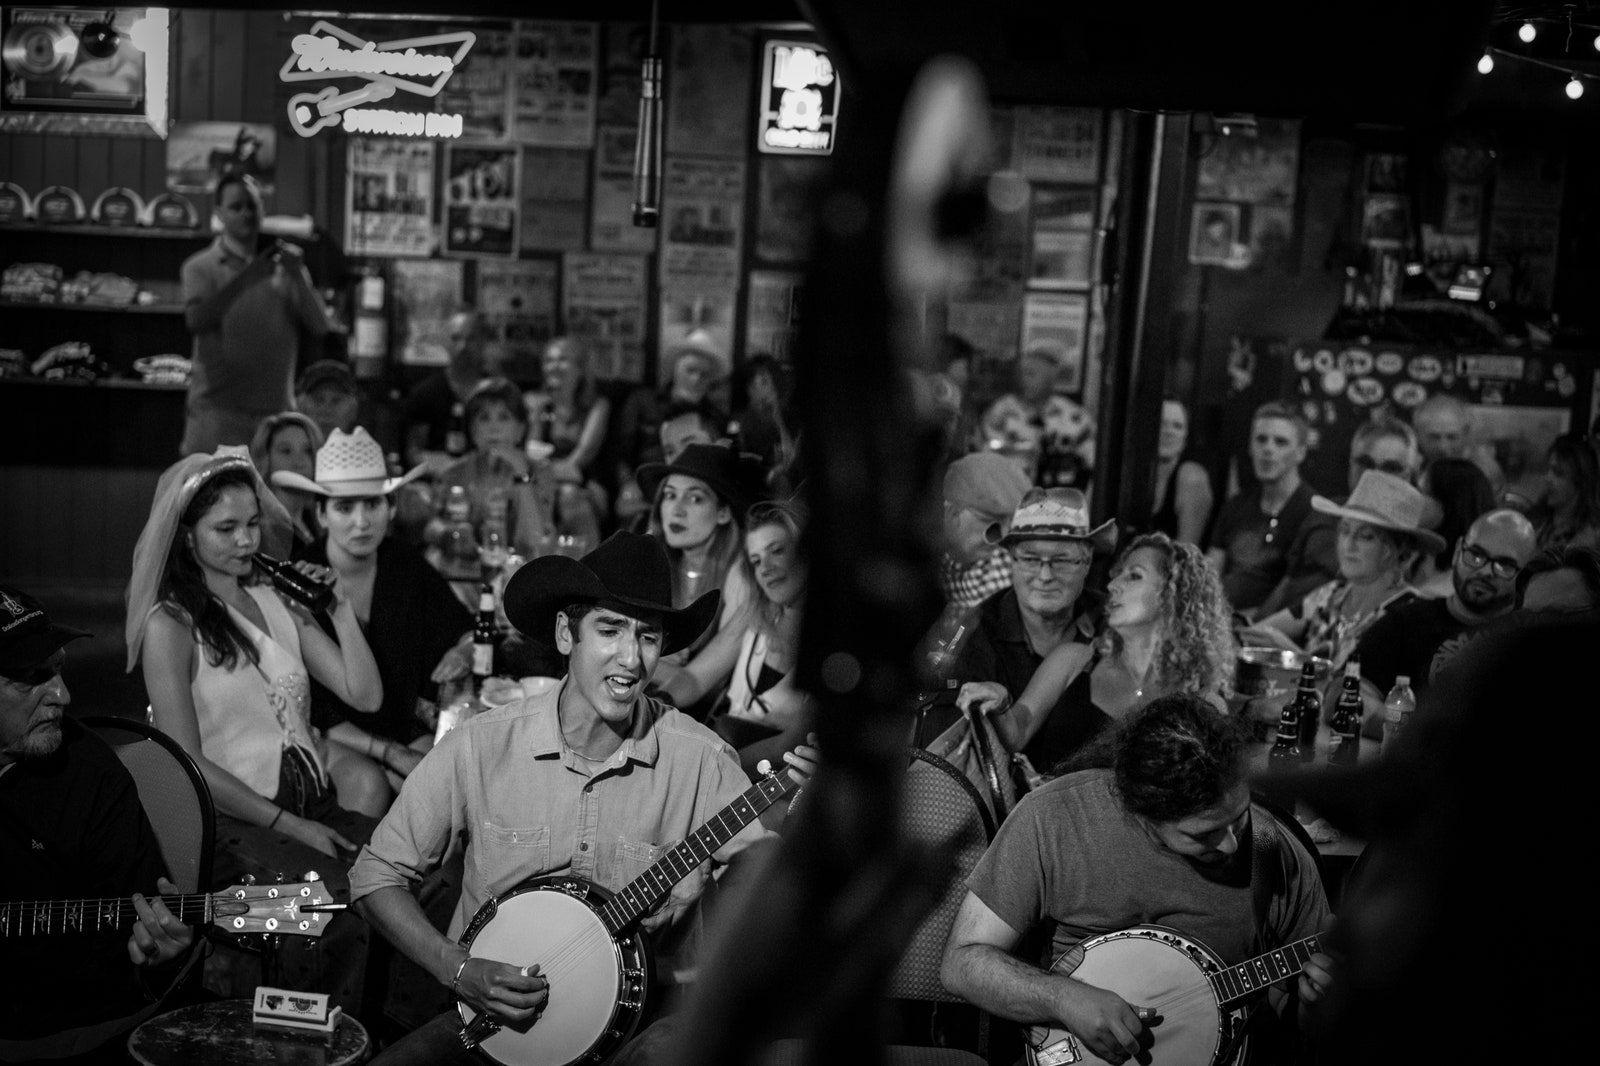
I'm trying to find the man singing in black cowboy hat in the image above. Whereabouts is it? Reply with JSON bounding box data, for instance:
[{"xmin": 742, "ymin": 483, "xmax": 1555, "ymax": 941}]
[{"xmin": 350, "ymin": 531, "xmax": 815, "ymax": 1066}]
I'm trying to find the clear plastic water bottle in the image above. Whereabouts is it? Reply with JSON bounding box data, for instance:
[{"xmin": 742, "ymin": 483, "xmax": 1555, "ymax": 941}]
[{"xmin": 1380, "ymin": 675, "xmax": 1415, "ymax": 756}]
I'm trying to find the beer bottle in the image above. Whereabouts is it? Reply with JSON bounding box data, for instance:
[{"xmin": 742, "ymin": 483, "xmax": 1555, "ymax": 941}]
[
  {"xmin": 445, "ymin": 401, "xmax": 468, "ymax": 457},
  {"xmin": 1327, "ymin": 659, "xmax": 1363, "ymax": 767},
  {"xmin": 471, "ymin": 582, "xmax": 497, "ymax": 695},
  {"xmin": 1270, "ymin": 660, "xmax": 1316, "ymax": 765},
  {"xmin": 255, "ymin": 553, "xmax": 334, "ymax": 614}
]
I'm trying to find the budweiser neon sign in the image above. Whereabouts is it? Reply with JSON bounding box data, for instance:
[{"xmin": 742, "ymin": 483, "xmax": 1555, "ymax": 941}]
[{"xmin": 278, "ymin": 19, "xmax": 474, "ymax": 139}]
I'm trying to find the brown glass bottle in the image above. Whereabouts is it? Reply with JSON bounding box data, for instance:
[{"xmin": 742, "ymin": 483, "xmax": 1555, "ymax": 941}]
[{"xmin": 254, "ymin": 553, "xmax": 334, "ymax": 614}]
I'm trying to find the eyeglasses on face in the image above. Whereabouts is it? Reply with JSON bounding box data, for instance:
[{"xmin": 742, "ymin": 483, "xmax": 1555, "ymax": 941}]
[
  {"xmin": 1352, "ymin": 454, "xmax": 1410, "ymax": 477},
  {"xmin": 1011, "ymin": 552, "xmax": 1092, "ymax": 575},
  {"xmin": 1458, "ymin": 542, "xmax": 1520, "ymax": 579}
]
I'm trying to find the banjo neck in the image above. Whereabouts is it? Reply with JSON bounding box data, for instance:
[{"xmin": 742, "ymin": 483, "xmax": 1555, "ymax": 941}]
[
  {"xmin": 1209, "ymin": 933, "xmax": 1324, "ymax": 1009},
  {"xmin": 594, "ymin": 768, "xmax": 797, "ymax": 935}
]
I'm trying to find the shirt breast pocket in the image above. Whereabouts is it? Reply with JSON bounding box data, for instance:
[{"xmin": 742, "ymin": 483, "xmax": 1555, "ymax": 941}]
[
  {"xmin": 477, "ymin": 823, "xmax": 551, "ymax": 896},
  {"xmin": 612, "ymin": 838, "xmax": 664, "ymax": 888}
]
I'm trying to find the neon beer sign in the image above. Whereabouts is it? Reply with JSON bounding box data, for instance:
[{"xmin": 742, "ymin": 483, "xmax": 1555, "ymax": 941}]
[
  {"xmin": 757, "ymin": 40, "xmax": 839, "ymax": 155},
  {"xmin": 278, "ymin": 20, "xmax": 474, "ymax": 138}
]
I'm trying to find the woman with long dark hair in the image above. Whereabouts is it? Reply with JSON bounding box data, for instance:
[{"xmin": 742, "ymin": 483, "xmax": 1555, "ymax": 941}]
[{"xmin": 1530, "ymin": 433, "xmax": 1600, "ymax": 552}]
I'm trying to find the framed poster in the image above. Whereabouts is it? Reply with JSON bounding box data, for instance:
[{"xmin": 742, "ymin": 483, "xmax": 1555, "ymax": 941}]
[
  {"xmin": 590, "ymin": 125, "xmax": 657, "ymax": 254},
  {"xmin": 391, "ymin": 259, "xmax": 464, "ymax": 367},
  {"xmin": 1195, "ymin": 118, "xmax": 1301, "ymax": 207},
  {"xmin": 478, "ymin": 259, "xmax": 557, "ymax": 382},
  {"xmin": 443, "ymin": 144, "xmax": 519, "ymax": 258},
  {"xmin": 519, "ymin": 146, "xmax": 588, "ymax": 252},
  {"xmin": 563, "ymin": 252, "xmax": 648, "ymax": 382},
  {"xmin": 1029, "ymin": 185, "xmax": 1096, "ymax": 290},
  {"xmin": 512, "ymin": 20, "xmax": 598, "ymax": 148},
  {"xmin": 438, "ymin": 24, "xmax": 511, "ymax": 142},
  {"xmin": 1021, "ymin": 291, "xmax": 1088, "ymax": 393},
  {"xmin": 1189, "ymin": 202, "xmax": 1244, "ymax": 267},
  {"xmin": 660, "ymin": 157, "xmax": 745, "ymax": 290},
  {"xmin": 345, "ymin": 138, "xmax": 435, "ymax": 258},
  {"xmin": 1013, "ymin": 106, "xmax": 1102, "ymax": 184},
  {"xmin": 166, "ymin": 121, "xmax": 276, "ymax": 195},
  {"xmin": 665, "ymin": 23, "xmax": 750, "ymax": 158},
  {"xmin": 745, "ymin": 270, "xmax": 804, "ymax": 362},
  {"xmin": 0, "ymin": 6, "xmax": 169, "ymax": 136}
]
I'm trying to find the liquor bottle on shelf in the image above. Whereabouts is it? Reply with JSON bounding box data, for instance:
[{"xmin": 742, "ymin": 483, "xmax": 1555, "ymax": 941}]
[
  {"xmin": 1327, "ymin": 659, "xmax": 1363, "ymax": 767},
  {"xmin": 1380, "ymin": 675, "xmax": 1415, "ymax": 757},
  {"xmin": 254, "ymin": 553, "xmax": 333, "ymax": 614}
]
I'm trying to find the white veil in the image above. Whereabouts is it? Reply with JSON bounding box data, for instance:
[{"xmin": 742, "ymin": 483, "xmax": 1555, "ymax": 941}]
[{"xmin": 124, "ymin": 445, "xmax": 292, "ymax": 671}]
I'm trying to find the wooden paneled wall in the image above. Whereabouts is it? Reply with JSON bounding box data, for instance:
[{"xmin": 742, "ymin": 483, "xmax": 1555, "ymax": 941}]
[
  {"xmin": 0, "ymin": 9, "xmax": 329, "ymax": 226},
  {"xmin": 0, "ymin": 466, "xmax": 162, "ymax": 589}
]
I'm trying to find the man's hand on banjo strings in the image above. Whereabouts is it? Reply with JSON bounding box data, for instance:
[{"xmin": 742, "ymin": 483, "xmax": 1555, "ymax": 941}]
[{"xmin": 458, "ymin": 957, "xmax": 549, "ymax": 1027}]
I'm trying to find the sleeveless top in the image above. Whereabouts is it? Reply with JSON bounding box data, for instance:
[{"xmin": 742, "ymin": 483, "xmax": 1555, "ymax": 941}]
[
  {"xmin": 725, "ymin": 628, "xmax": 809, "ymax": 728},
  {"xmin": 1022, "ymin": 648, "xmax": 1114, "ymax": 774},
  {"xmin": 189, "ymin": 585, "xmax": 324, "ymax": 797}
]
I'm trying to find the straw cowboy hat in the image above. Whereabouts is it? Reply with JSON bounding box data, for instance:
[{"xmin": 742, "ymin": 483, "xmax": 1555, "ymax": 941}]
[
  {"xmin": 270, "ymin": 427, "xmax": 425, "ymax": 497},
  {"xmin": 503, "ymin": 531, "xmax": 720, "ymax": 655},
  {"xmin": 989, "ymin": 486, "xmax": 1118, "ymax": 555},
  {"xmin": 635, "ymin": 443, "xmax": 769, "ymax": 518},
  {"xmin": 1311, "ymin": 470, "xmax": 1445, "ymax": 555},
  {"xmin": 664, "ymin": 327, "xmax": 728, "ymax": 378}
]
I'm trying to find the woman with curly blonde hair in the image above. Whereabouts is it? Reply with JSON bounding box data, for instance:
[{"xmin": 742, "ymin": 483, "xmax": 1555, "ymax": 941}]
[{"xmin": 959, "ymin": 531, "xmax": 1235, "ymax": 777}]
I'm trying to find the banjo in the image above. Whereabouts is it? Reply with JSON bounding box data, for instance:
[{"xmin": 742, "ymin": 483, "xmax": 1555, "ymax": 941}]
[
  {"xmin": 1026, "ymin": 926, "xmax": 1324, "ymax": 1066},
  {"xmin": 454, "ymin": 765, "xmax": 797, "ymax": 1066}
]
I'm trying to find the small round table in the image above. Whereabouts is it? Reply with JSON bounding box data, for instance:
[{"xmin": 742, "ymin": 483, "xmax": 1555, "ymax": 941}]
[{"xmin": 128, "ymin": 999, "xmax": 370, "ymax": 1066}]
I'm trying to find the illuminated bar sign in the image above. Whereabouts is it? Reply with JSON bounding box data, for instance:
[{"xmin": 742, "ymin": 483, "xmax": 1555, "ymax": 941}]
[
  {"xmin": 757, "ymin": 39, "xmax": 838, "ymax": 155},
  {"xmin": 278, "ymin": 19, "xmax": 474, "ymax": 138}
]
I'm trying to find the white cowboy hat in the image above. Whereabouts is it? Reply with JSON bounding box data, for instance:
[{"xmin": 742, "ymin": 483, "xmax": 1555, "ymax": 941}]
[
  {"xmin": 271, "ymin": 427, "xmax": 426, "ymax": 497},
  {"xmin": 1311, "ymin": 470, "xmax": 1446, "ymax": 555}
]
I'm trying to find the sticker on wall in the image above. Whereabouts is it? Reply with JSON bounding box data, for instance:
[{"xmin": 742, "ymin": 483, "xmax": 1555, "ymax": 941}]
[
  {"xmin": 1321, "ymin": 370, "xmax": 1346, "ymax": 397},
  {"xmin": 1346, "ymin": 377, "xmax": 1385, "ymax": 406},
  {"xmin": 1391, "ymin": 381, "xmax": 1427, "ymax": 408},
  {"xmin": 1375, "ymin": 351, "xmax": 1405, "ymax": 376},
  {"xmin": 1343, "ymin": 348, "xmax": 1373, "ymax": 376},
  {"xmin": 1407, "ymin": 355, "xmax": 1443, "ymax": 382}
]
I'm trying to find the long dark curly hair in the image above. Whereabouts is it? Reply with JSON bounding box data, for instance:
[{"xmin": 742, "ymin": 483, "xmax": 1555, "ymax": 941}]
[
  {"xmin": 1101, "ymin": 531, "xmax": 1236, "ymax": 700},
  {"xmin": 158, "ymin": 466, "xmax": 261, "ymax": 670}
]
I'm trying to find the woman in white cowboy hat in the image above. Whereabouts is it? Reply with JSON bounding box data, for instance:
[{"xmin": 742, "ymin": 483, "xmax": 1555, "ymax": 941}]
[
  {"xmin": 274, "ymin": 428, "xmax": 474, "ymax": 816},
  {"xmin": 1243, "ymin": 469, "xmax": 1445, "ymax": 673}
]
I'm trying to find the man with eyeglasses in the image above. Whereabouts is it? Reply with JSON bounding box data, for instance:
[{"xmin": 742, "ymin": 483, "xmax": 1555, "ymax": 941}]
[
  {"xmin": 1345, "ymin": 415, "xmax": 1420, "ymax": 493},
  {"xmin": 938, "ymin": 451, "xmax": 1035, "ymax": 614},
  {"xmin": 1352, "ymin": 509, "xmax": 1537, "ymax": 735},
  {"xmin": 950, "ymin": 488, "xmax": 1115, "ymax": 773},
  {"xmin": 0, "ymin": 584, "xmax": 195, "ymax": 1062}
]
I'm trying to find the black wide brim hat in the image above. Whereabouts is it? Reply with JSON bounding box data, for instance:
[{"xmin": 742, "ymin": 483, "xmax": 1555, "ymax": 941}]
[
  {"xmin": 503, "ymin": 530, "xmax": 721, "ymax": 655},
  {"xmin": 635, "ymin": 443, "xmax": 768, "ymax": 519}
]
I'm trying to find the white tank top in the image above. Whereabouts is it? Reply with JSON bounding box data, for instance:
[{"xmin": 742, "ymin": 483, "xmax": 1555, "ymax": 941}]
[{"xmin": 190, "ymin": 585, "xmax": 324, "ymax": 797}]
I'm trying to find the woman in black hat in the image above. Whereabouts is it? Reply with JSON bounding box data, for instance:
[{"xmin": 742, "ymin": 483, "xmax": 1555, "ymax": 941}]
[{"xmin": 636, "ymin": 443, "xmax": 767, "ymax": 714}]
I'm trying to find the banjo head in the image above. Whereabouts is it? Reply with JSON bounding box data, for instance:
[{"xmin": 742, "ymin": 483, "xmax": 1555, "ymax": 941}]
[
  {"xmin": 1033, "ymin": 926, "xmax": 1235, "ymax": 1066},
  {"xmin": 458, "ymin": 879, "xmax": 642, "ymax": 1066}
]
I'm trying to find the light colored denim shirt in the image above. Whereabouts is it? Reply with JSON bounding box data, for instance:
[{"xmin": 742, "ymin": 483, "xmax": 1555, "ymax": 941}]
[{"xmin": 350, "ymin": 680, "xmax": 767, "ymax": 939}]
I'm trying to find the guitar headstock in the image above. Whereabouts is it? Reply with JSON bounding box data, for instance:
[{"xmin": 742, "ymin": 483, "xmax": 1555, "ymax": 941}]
[{"xmin": 216, "ymin": 875, "xmax": 342, "ymax": 938}]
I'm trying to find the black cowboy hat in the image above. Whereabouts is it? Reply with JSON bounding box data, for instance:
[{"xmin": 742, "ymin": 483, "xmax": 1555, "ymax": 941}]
[
  {"xmin": 502, "ymin": 531, "xmax": 721, "ymax": 655},
  {"xmin": 635, "ymin": 442, "xmax": 768, "ymax": 518}
]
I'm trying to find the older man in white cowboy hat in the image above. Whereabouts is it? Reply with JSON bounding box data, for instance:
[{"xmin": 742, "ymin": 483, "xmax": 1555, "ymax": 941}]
[
  {"xmin": 947, "ymin": 488, "xmax": 1116, "ymax": 768},
  {"xmin": 350, "ymin": 531, "xmax": 816, "ymax": 1066}
]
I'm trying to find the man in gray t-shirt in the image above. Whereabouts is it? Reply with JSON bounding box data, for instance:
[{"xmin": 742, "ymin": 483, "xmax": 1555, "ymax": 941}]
[{"xmin": 940, "ymin": 696, "xmax": 1334, "ymax": 1065}]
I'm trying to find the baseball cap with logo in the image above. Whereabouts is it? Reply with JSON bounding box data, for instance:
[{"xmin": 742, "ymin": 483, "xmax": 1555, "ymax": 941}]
[{"xmin": 0, "ymin": 584, "xmax": 89, "ymax": 678}]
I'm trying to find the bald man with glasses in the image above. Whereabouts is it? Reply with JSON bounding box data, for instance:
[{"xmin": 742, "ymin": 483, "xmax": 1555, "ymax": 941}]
[
  {"xmin": 1351, "ymin": 509, "xmax": 1537, "ymax": 735},
  {"xmin": 950, "ymin": 489, "xmax": 1117, "ymax": 773}
]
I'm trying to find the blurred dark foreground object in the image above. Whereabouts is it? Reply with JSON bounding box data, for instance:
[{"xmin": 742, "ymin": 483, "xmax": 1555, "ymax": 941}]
[{"xmin": 1270, "ymin": 614, "xmax": 1595, "ymax": 1064}]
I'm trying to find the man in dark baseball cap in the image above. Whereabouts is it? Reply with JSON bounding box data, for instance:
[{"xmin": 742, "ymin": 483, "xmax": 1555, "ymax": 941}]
[
  {"xmin": 0, "ymin": 583, "xmax": 89, "ymax": 760},
  {"xmin": 0, "ymin": 584, "xmax": 194, "ymax": 1057}
]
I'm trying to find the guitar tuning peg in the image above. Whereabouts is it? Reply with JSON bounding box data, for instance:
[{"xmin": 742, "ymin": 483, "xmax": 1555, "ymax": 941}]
[
  {"xmin": 756, "ymin": 759, "xmax": 772, "ymax": 775},
  {"xmin": 241, "ymin": 874, "xmax": 256, "ymax": 886},
  {"xmin": 304, "ymin": 870, "xmax": 321, "ymax": 883},
  {"xmin": 274, "ymin": 872, "xmax": 285, "ymax": 883}
]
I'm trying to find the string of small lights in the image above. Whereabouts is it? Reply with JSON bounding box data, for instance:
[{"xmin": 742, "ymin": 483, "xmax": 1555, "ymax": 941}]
[{"xmin": 1477, "ymin": 6, "xmax": 1600, "ymax": 100}]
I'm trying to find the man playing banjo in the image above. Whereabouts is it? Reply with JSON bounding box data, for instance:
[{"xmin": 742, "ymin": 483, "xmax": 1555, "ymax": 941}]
[
  {"xmin": 351, "ymin": 531, "xmax": 814, "ymax": 1065},
  {"xmin": 940, "ymin": 695, "xmax": 1335, "ymax": 1065}
]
